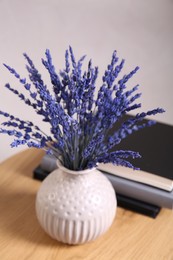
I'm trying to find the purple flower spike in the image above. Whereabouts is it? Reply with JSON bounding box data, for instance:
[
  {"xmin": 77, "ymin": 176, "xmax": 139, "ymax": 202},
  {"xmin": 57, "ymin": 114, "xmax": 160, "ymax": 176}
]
[{"xmin": 0, "ymin": 47, "xmax": 165, "ymax": 170}]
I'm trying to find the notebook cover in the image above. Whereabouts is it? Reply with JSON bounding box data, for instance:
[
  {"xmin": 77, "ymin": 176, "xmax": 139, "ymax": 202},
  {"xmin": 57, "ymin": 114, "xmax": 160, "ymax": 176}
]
[
  {"xmin": 109, "ymin": 115, "xmax": 173, "ymax": 181},
  {"xmin": 98, "ymin": 163, "xmax": 173, "ymax": 191}
]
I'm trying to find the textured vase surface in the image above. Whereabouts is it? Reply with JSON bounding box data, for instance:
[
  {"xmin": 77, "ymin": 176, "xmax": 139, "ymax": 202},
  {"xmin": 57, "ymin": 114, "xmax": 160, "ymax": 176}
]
[{"xmin": 36, "ymin": 163, "xmax": 117, "ymax": 245}]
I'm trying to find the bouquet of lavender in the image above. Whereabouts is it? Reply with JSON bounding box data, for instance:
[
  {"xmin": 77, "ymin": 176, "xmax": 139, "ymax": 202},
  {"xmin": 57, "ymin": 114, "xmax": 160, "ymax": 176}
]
[{"xmin": 0, "ymin": 47, "xmax": 164, "ymax": 170}]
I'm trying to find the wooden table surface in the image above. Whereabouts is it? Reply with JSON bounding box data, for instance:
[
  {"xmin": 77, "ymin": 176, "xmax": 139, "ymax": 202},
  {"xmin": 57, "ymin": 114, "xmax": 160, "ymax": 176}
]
[{"xmin": 0, "ymin": 149, "xmax": 173, "ymax": 260}]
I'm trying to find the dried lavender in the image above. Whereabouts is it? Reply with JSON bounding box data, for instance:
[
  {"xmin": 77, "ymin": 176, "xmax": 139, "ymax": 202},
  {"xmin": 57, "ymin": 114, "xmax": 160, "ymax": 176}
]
[{"xmin": 0, "ymin": 47, "xmax": 164, "ymax": 170}]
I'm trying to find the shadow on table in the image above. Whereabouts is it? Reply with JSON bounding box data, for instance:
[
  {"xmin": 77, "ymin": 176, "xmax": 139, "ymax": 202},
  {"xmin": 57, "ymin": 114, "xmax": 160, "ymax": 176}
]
[{"xmin": 0, "ymin": 186, "xmax": 69, "ymax": 248}]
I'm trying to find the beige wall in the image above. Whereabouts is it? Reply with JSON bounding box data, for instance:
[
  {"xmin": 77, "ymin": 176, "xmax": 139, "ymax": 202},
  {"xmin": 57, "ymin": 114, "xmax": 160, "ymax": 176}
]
[{"xmin": 0, "ymin": 0, "xmax": 172, "ymax": 162}]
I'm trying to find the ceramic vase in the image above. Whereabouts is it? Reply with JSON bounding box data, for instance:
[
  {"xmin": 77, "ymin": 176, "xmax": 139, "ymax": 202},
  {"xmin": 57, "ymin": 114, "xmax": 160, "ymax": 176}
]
[{"xmin": 36, "ymin": 162, "xmax": 117, "ymax": 245}]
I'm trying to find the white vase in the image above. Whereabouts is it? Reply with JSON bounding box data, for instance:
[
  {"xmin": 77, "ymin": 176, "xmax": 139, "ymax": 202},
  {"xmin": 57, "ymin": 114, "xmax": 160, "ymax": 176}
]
[{"xmin": 36, "ymin": 162, "xmax": 117, "ymax": 245}]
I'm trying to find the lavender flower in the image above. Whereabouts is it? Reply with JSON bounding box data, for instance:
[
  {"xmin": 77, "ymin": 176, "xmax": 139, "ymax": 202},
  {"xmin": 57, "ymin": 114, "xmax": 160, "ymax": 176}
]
[{"xmin": 0, "ymin": 47, "xmax": 165, "ymax": 170}]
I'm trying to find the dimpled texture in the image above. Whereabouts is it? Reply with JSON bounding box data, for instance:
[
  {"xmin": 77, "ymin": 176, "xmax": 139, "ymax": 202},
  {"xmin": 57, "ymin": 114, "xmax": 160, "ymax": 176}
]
[{"xmin": 36, "ymin": 168, "xmax": 117, "ymax": 244}]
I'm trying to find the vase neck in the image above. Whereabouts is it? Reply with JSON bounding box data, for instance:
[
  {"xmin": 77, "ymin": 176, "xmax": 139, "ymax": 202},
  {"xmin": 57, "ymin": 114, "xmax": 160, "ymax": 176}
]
[{"xmin": 56, "ymin": 160, "xmax": 96, "ymax": 175}]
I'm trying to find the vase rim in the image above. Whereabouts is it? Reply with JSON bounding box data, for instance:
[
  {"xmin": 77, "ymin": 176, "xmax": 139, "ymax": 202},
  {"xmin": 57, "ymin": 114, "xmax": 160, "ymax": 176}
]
[{"xmin": 56, "ymin": 160, "xmax": 96, "ymax": 175}]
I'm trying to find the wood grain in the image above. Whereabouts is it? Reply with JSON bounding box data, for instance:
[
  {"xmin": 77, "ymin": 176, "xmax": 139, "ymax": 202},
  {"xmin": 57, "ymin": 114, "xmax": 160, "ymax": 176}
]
[{"xmin": 0, "ymin": 149, "xmax": 173, "ymax": 260}]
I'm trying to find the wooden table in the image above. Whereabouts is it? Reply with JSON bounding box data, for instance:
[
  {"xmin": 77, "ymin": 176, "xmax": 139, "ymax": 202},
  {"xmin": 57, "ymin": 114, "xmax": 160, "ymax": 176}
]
[{"xmin": 0, "ymin": 149, "xmax": 173, "ymax": 260}]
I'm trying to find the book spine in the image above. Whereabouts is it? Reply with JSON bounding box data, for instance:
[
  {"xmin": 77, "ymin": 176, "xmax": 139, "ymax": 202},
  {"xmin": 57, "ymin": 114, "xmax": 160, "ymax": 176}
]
[
  {"xmin": 116, "ymin": 194, "xmax": 161, "ymax": 218},
  {"xmin": 40, "ymin": 155, "xmax": 57, "ymax": 173},
  {"xmin": 105, "ymin": 173, "xmax": 173, "ymax": 209}
]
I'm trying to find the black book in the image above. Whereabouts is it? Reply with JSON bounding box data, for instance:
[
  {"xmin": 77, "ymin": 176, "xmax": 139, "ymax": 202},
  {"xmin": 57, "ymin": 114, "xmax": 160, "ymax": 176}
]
[
  {"xmin": 98, "ymin": 115, "xmax": 173, "ymax": 191},
  {"xmin": 33, "ymin": 165, "xmax": 161, "ymax": 218},
  {"xmin": 116, "ymin": 116, "xmax": 173, "ymax": 180}
]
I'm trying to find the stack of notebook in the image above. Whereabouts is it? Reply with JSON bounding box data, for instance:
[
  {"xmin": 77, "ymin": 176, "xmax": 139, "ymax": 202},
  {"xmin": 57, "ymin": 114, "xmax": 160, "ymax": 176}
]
[{"xmin": 33, "ymin": 115, "xmax": 173, "ymax": 218}]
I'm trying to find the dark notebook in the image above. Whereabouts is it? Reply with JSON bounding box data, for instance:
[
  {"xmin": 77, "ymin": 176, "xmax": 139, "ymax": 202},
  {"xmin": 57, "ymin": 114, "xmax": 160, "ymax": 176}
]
[
  {"xmin": 33, "ymin": 165, "xmax": 161, "ymax": 218},
  {"xmin": 98, "ymin": 115, "xmax": 173, "ymax": 191},
  {"xmin": 114, "ymin": 115, "xmax": 173, "ymax": 179}
]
